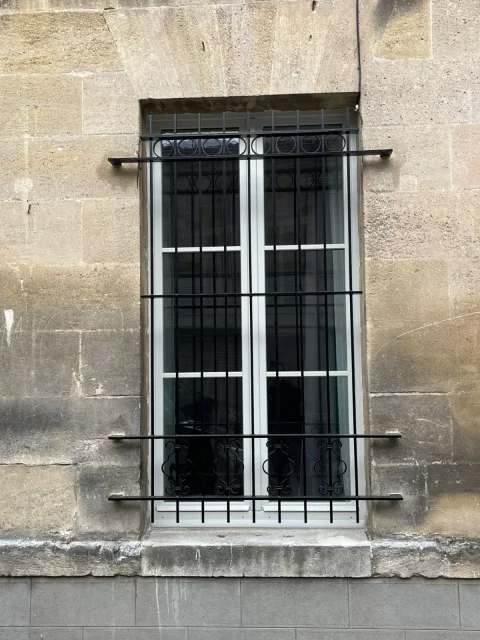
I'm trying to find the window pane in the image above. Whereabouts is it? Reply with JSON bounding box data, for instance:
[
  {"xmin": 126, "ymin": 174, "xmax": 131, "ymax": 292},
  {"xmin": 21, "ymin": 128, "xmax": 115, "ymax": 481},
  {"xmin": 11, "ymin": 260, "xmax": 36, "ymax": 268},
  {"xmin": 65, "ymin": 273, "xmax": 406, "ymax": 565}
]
[
  {"xmin": 265, "ymin": 250, "xmax": 347, "ymax": 371},
  {"xmin": 264, "ymin": 156, "xmax": 344, "ymax": 246},
  {"xmin": 163, "ymin": 252, "xmax": 242, "ymax": 372},
  {"xmin": 162, "ymin": 158, "xmax": 240, "ymax": 248},
  {"xmin": 265, "ymin": 376, "xmax": 350, "ymax": 497},
  {"xmin": 163, "ymin": 378, "xmax": 244, "ymax": 496}
]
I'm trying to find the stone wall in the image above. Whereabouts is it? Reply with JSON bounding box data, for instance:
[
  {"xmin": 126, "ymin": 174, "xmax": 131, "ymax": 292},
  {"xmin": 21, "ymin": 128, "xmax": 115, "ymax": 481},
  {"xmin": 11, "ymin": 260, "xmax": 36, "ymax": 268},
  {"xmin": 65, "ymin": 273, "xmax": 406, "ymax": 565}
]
[{"xmin": 0, "ymin": 0, "xmax": 479, "ymax": 578}]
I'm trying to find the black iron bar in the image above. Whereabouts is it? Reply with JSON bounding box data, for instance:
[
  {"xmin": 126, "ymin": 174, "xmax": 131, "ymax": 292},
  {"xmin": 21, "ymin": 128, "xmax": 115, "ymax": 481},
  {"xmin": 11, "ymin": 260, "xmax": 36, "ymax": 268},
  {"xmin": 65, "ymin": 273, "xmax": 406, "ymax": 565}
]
[
  {"xmin": 110, "ymin": 433, "xmax": 401, "ymax": 440},
  {"xmin": 198, "ymin": 113, "xmax": 206, "ymax": 524},
  {"xmin": 173, "ymin": 113, "xmax": 180, "ymax": 525},
  {"xmin": 110, "ymin": 494, "xmax": 403, "ymax": 502},
  {"xmin": 140, "ymin": 128, "xmax": 360, "ymax": 140},
  {"xmin": 108, "ymin": 150, "xmax": 393, "ymax": 165},
  {"xmin": 142, "ymin": 290, "xmax": 362, "ymax": 298}
]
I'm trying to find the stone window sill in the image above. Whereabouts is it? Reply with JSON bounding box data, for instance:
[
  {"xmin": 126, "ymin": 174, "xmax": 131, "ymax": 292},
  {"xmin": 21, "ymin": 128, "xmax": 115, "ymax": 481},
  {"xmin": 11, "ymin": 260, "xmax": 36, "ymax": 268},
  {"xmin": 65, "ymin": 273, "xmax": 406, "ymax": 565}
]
[{"xmin": 141, "ymin": 528, "xmax": 371, "ymax": 578}]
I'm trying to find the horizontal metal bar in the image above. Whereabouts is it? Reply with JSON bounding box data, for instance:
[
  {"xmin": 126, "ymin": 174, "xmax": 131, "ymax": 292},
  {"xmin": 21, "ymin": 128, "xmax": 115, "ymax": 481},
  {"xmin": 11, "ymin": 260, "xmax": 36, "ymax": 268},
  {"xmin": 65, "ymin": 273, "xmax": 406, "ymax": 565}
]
[
  {"xmin": 109, "ymin": 494, "xmax": 403, "ymax": 501},
  {"xmin": 108, "ymin": 149, "xmax": 392, "ymax": 165},
  {"xmin": 109, "ymin": 433, "xmax": 401, "ymax": 440},
  {"xmin": 141, "ymin": 291, "xmax": 362, "ymax": 299},
  {"xmin": 140, "ymin": 129, "xmax": 360, "ymax": 140}
]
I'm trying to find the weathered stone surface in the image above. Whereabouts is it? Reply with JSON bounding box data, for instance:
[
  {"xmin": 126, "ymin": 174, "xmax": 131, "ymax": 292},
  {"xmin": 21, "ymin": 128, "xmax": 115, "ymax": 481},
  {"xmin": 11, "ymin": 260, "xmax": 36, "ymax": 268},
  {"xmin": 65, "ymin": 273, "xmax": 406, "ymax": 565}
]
[
  {"xmin": 452, "ymin": 125, "xmax": 480, "ymax": 190},
  {"xmin": 142, "ymin": 529, "xmax": 371, "ymax": 578},
  {"xmin": 31, "ymin": 200, "xmax": 82, "ymax": 265},
  {"xmin": 0, "ymin": 201, "xmax": 32, "ymax": 263},
  {"xmin": 0, "ymin": 539, "xmax": 141, "ymax": 577},
  {"xmin": 368, "ymin": 394, "xmax": 452, "ymax": 464},
  {"xmin": 362, "ymin": 126, "xmax": 451, "ymax": 192},
  {"xmin": 83, "ymin": 73, "xmax": 139, "ymax": 135},
  {"xmin": 0, "ymin": 76, "xmax": 82, "ymax": 137},
  {"xmin": 368, "ymin": 312, "xmax": 480, "ymax": 394},
  {"xmin": 31, "ymin": 577, "xmax": 135, "ymax": 626},
  {"xmin": 84, "ymin": 629, "xmax": 187, "ymax": 640},
  {"xmin": 82, "ymin": 199, "xmax": 140, "ymax": 264},
  {"xmin": 0, "ymin": 579, "xmax": 30, "ymax": 626},
  {"xmin": 363, "ymin": 192, "xmax": 475, "ymax": 261},
  {"xmin": 365, "ymin": 259, "xmax": 450, "ymax": 355},
  {"xmin": 0, "ymin": 12, "xmax": 122, "ymax": 74},
  {"xmin": 82, "ymin": 331, "xmax": 141, "ymax": 396},
  {"xmin": 432, "ymin": 0, "xmax": 480, "ymax": 59},
  {"xmin": 0, "ymin": 466, "xmax": 76, "ymax": 537},
  {"xmin": 28, "ymin": 136, "xmax": 138, "ymax": 200},
  {"xmin": 362, "ymin": 60, "xmax": 474, "ymax": 126},
  {"xmin": 0, "ymin": 138, "xmax": 28, "ymax": 201},
  {"xmin": 372, "ymin": 538, "xmax": 480, "ymax": 578},
  {"xmin": 0, "ymin": 330, "xmax": 80, "ymax": 398},
  {"xmin": 105, "ymin": 3, "xmax": 358, "ymax": 99},
  {"xmin": 1, "ymin": 265, "xmax": 140, "ymax": 332},
  {"xmin": 0, "ymin": 630, "xmax": 82, "ymax": 640},
  {"xmin": 374, "ymin": 0, "xmax": 431, "ymax": 59},
  {"xmin": 370, "ymin": 464, "xmax": 428, "ymax": 536},
  {"xmin": 0, "ymin": 397, "xmax": 140, "ymax": 465},
  {"xmin": 76, "ymin": 465, "xmax": 141, "ymax": 538},
  {"xmin": 450, "ymin": 387, "xmax": 480, "ymax": 464},
  {"xmin": 448, "ymin": 252, "xmax": 480, "ymax": 315}
]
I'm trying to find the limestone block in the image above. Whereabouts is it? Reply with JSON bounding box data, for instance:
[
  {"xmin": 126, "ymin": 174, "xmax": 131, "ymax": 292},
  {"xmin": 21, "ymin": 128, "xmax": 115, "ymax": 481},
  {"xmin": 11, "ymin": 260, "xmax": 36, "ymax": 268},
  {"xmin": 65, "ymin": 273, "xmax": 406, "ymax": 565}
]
[
  {"xmin": 32, "ymin": 200, "xmax": 82, "ymax": 265},
  {"xmin": 0, "ymin": 138, "xmax": 28, "ymax": 201},
  {"xmin": 0, "ymin": 397, "xmax": 140, "ymax": 465},
  {"xmin": 363, "ymin": 192, "xmax": 476, "ymax": 261},
  {"xmin": 0, "ymin": 201, "xmax": 32, "ymax": 263},
  {"xmin": 432, "ymin": 0, "xmax": 480, "ymax": 59},
  {"xmin": 1, "ymin": 266, "xmax": 140, "ymax": 332},
  {"xmin": 83, "ymin": 73, "xmax": 139, "ymax": 135},
  {"xmin": 0, "ymin": 330, "xmax": 80, "ymax": 398},
  {"xmin": 368, "ymin": 394, "xmax": 452, "ymax": 465},
  {"xmin": 82, "ymin": 199, "xmax": 140, "ymax": 264},
  {"xmin": 452, "ymin": 125, "xmax": 480, "ymax": 190},
  {"xmin": 365, "ymin": 259, "xmax": 450, "ymax": 355},
  {"xmin": 0, "ymin": 466, "xmax": 76, "ymax": 536},
  {"xmin": 105, "ymin": 3, "xmax": 358, "ymax": 99},
  {"xmin": 27, "ymin": 136, "xmax": 138, "ymax": 200},
  {"xmin": 448, "ymin": 252, "xmax": 480, "ymax": 315},
  {"xmin": 362, "ymin": 59, "xmax": 473, "ymax": 127},
  {"xmin": 368, "ymin": 311, "xmax": 480, "ymax": 394},
  {"xmin": 451, "ymin": 387, "xmax": 480, "ymax": 464},
  {"xmin": 76, "ymin": 465, "xmax": 141, "ymax": 538},
  {"xmin": 0, "ymin": 76, "xmax": 82, "ymax": 137},
  {"xmin": 81, "ymin": 330, "xmax": 140, "ymax": 396},
  {"xmin": 370, "ymin": 463, "xmax": 428, "ymax": 536},
  {"xmin": 362, "ymin": 126, "xmax": 451, "ymax": 192},
  {"xmin": 0, "ymin": 12, "xmax": 122, "ymax": 74},
  {"xmin": 374, "ymin": 0, "xmax": 431, "ymax": 59}
]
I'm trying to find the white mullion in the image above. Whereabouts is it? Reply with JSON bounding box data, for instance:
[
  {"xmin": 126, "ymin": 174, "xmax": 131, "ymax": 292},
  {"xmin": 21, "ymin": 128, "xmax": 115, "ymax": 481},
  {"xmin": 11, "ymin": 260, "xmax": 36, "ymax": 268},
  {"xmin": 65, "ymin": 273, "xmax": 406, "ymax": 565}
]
[
  {"xmin": 162, "ymin": 371, "xmax": 242, "ymax": 379},
  {"xmin": 162, "ymin": 245, "xmax": 241, "ymax": 253},
  {"xmin": 265, "ymin": 370, "xmax": 348, "ymax": 377},
  {"xmin": 264, "ymin": 244, "xmax": 344, "ymax": 251}
]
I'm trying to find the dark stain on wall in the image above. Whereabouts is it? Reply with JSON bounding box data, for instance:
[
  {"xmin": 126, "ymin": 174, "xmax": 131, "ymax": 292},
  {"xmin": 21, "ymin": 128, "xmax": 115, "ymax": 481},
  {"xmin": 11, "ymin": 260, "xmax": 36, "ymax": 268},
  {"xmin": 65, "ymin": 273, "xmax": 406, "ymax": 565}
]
[{"xmin": 374, "ymin": 0, "xmax": 424, "ymax": 36}]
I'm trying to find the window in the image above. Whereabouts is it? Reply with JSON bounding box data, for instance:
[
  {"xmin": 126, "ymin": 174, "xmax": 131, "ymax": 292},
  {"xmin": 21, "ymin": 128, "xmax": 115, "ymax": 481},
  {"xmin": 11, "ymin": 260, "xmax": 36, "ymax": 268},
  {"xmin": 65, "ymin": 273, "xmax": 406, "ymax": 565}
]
[{"xmin": 143, "ymin": 108, "xmax": 369, "ymax": 527}]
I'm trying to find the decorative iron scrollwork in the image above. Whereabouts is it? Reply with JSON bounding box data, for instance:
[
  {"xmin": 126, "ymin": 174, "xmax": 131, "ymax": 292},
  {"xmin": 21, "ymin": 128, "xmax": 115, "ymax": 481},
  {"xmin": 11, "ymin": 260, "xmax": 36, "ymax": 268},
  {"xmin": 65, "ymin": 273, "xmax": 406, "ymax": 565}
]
[
  {"xmin": 213, "ymin": 439, "xmax": 244, "ymax": 495},
  {"xmin": 313, "ymin": 438, "xmax": 347, "ymax": 496},
  {"xmin": 262, "ymin": 438, "xmax": 295, "ymax": 495},
  {"xmin": 161, "ymin": 440, "xmax": 193, "ymax": 496}
]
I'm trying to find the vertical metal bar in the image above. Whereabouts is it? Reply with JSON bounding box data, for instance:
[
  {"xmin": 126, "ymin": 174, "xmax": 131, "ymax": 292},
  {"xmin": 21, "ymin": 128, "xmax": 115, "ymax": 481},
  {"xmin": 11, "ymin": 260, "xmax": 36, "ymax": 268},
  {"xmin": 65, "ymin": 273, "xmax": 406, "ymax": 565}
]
[
  {"xmin": 295, "ymin": 110, "xmax": 308, "ymax": 524},
  {"xmin": 271, "ymin": 110, "xmax": 281, "ymax": 522},
  {"xmin": 173, "ymin": 113, "xmax": 180, "ymax": 524},
  {"xmin": 148, "ymin": 115, "xmax": 155, "ymax": 524},
  {"xmin": 198, "ymin": 113, "xmax": 206, "ymax": 523},
  {"xmin": 246, "ymin": 111, "xmax": 256, "ymax": 523},
  {"xmin": 346, "ymin": 108, "xmax": 360, "ymax": 523},
  {"xmin": 321, "ymin": 109, "xmax": 334, "ymax": 523}
]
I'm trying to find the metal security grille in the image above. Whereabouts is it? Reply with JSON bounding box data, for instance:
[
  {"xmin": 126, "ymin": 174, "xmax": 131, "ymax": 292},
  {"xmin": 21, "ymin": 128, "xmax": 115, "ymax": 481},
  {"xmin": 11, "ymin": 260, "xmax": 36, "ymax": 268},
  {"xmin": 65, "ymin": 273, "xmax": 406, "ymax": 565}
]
[{"xmin": 108, "ymin": 108, "xmax": 401, "ymax": 526}]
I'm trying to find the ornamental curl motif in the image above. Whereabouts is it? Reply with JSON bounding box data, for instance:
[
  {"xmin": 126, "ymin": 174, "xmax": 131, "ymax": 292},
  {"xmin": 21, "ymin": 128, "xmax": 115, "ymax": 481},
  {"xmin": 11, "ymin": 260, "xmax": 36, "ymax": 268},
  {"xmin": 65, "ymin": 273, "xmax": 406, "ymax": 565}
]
[
  {"xmin": 161, "ymin": 440, "xmax": 193, "ymax": 496},
  {"xmin": 262, "ymin": 438, "xmax": 295, "ymax": 496},
  {"xmin": 212, "ymin": 439, "xmax": 244, "ymax": 495},
  {"xmin": 313, "ymin": 438, "xmax": 347, "ymax": 496}
]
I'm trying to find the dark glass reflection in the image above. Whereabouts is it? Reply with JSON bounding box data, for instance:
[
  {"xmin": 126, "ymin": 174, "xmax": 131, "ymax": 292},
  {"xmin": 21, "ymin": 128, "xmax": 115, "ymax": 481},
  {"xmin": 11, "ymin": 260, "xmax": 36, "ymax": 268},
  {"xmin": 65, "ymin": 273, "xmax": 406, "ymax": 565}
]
[
  {"xmin": 163, "ymin": 378, "xmax": 243, "ymax": 497},
  {"xmin": 264, "ymin": 155, "xmax": 344, "ymax": 246},
  {"xmin": 163, "ymin": 252, "xmax": 241, "ymax": 373},
  {"xmin": 265, "ymin": 250, "xmax": 347, "ymax": 371},
  {"xmin": 162, "ymin": 155, "xmax": 240, "ymax": 248},
  {"xmin": 265, "ymin": 377, "xmax": 349, "ymax": 497}
]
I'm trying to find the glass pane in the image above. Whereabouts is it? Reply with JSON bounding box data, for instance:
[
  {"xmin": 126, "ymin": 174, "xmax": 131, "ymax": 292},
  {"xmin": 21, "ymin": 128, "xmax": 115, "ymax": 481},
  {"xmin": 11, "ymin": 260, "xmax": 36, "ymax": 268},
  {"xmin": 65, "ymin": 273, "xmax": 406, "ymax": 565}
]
[
  {"xmin": 161, "ymin": 156, "xmax": 240, "ymax": 248},
  {"xmin": 265, "ymin": 376, "xmax": 350, "ymax": 497},
  {"xmin": 265, "ymin": 250, "xmax": 347, "ymax": 371},
  {"xmin": 163, "ymin": 252, "xmax": 242, "ymax": 372},
  {"xmin": 163, "ymin": 378, "xmax": 243, "ymax": 497},
  {"xmin": 264, "ymin": 155, "xmax": 344, "ymax": 246}
]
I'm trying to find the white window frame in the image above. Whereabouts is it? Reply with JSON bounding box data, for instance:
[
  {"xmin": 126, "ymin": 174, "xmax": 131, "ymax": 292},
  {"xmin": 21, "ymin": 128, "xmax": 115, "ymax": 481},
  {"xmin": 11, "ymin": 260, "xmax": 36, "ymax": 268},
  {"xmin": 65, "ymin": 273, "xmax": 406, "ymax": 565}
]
[{"xmin": 148, "ymin": 110, "xmax": 365, "ymax": 527}]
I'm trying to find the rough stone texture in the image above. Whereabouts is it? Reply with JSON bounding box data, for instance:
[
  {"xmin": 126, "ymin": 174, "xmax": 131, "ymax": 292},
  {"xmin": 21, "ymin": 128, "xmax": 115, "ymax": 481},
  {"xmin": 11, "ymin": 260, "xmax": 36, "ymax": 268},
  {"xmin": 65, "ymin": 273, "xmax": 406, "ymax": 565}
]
[
  {"xmin": 82, "ymin": 199, "xmax": 140, "ymax": 264},
  {"xmin": 451, "ymin": 125, "xmax": 480, "ymax": 190},
  {"xmin": 0, "ymin": 467, "xmax": 76, "ymax": 537},
  {"xmin": 83, "ymin": 73, "xmax": 139, "ymax": 135},
  {"xmin": 374, "ymin": 0, "xmax": 431, "ymax": 59},
  {"xmin": 31, "ymin": 200, "xmax": 83, "ymax": 265},
  {"xmin": 432, "ymin": 0, "xmax": 480, "ymax": 59},
  {"xmin": 0, "ymin": 579, "xmax": 30, "ymax": 626},
  {"xmin": 141, "ymin": 529, "xmax": 372, "ymax": 578},
  {"xmin": 0, "ymin": 12, "xmax": 122, "ymax": 74}
]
